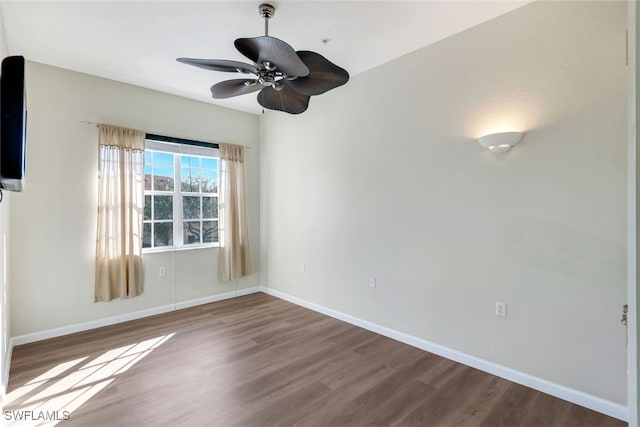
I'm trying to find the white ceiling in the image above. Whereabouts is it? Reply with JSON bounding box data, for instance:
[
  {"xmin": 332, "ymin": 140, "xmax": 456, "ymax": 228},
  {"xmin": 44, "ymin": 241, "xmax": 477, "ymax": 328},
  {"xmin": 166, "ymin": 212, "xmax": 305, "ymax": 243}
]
[{"xmin": 0, "ymin": 1, "xmax": 529, "ymax": 115}]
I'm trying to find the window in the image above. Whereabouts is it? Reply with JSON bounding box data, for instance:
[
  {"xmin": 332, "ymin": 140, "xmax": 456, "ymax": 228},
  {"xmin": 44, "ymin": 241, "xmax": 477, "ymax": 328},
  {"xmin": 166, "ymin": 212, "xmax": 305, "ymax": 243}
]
[{"xmin": 143, "ymin": 140, "xmax": 219, "ymax": 250}]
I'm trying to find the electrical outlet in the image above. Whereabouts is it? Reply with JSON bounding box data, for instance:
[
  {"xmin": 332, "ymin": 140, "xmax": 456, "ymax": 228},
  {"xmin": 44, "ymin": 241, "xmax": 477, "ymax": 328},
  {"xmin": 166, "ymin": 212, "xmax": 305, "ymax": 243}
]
[
  {"xmin": 495, "ymin": 301, "xmax": 506, "ymax": 318},
  {"xmin": 368, "ymin": 277, "xmax": 376, "ymax": 288},
  {"xmin": 159, "ymin": 267, "xmax": 166, "ymax": 277},
  {"xmin": 300, "ymin": 263, "xmax": 306, "ymax": 272}
]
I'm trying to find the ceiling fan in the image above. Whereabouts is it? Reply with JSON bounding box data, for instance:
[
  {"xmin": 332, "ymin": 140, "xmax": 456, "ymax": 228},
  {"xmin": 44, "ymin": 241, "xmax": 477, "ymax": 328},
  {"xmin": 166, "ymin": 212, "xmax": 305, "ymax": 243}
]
[{"xmin": 177, "ymin": 3, "xmax": 349, "ymax": 114}]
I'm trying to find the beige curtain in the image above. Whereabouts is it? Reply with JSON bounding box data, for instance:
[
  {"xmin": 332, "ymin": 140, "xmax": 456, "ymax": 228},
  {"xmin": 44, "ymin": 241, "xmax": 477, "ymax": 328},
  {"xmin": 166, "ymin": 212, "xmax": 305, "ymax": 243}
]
[
  {"xmin": 95, "ymin": 124, "xmax": 145, "ymax": 302},
  {"xmin": 218, "ymin": 143, "xmax": 252, "ymax": 280}
]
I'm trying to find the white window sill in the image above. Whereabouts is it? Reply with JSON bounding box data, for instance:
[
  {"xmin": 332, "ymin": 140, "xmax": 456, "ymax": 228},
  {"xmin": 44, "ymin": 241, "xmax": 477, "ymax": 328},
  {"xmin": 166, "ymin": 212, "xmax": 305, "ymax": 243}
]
[{"xmin": 143, "ymin": 243, "xmax": 219, "ymax": 254}]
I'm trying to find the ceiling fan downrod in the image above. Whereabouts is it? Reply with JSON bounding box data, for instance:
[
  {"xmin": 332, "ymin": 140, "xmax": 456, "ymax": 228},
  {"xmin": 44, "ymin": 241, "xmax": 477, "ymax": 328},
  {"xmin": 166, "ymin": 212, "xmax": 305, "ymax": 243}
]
[{"xmin": 259, "ymin": 3, "xmax": 275, "ymax": 36}]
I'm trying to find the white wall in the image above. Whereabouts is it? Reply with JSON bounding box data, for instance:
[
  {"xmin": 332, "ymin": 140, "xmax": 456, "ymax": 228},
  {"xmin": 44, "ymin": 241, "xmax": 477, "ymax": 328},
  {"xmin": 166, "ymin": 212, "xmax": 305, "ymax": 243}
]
[
  {"xmin": 261, "ymin": 1, "xmax": 627, "ymax": 405},
  {"xmin": 0, "ymin": 5, "xmax": 10, "ymax": 392},
  {"xmin": 10, "ymin": 62, "xmax": 260, "ymax": 337}
]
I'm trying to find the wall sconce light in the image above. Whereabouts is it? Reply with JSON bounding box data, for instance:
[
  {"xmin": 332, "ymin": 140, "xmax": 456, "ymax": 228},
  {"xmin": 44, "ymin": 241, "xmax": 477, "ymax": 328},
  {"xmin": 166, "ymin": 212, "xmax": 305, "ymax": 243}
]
[{"xmin": 478, "ymin": 131, "xmax": 523, "ymax": 154}]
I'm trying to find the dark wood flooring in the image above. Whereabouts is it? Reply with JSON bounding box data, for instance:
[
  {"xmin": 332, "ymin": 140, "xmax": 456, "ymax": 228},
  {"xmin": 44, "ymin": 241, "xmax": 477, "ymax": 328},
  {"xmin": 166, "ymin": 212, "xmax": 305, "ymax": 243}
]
[{"xmin": 5, "ymin": 293, "xmax": 626, "ymax": 426}]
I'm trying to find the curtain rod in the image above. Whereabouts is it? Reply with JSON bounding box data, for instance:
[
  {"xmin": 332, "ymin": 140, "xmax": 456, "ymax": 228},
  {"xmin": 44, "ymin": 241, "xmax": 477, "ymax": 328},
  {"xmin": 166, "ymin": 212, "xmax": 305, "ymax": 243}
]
[
  {"xmin": 146, "ymin": 133, "xmax": 218, "ymax": 149},
  {"xmin": 79, "ymin": 120, "xmax": 252, "ymax": 150}
]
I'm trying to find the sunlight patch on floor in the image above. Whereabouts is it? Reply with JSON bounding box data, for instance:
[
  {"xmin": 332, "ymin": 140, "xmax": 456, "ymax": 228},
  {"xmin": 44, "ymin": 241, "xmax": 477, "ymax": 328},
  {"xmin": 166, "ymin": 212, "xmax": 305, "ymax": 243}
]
[{"xmin": 3, "ymin": 333, "xmax": 175, "ymax": 426}]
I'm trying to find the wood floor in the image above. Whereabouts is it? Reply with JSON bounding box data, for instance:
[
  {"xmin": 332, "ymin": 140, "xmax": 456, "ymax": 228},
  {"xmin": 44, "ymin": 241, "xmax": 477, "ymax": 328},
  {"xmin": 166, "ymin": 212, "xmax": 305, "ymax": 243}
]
[{"xmin": 5, "ymin": 293, "xmax": 626, "ymax": 426}]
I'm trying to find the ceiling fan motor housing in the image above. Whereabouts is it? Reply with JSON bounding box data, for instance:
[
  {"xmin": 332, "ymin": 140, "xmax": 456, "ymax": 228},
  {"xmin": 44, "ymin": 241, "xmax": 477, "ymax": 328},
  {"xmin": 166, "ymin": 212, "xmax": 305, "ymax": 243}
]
[{"xmin": 259, "ymin": 4, "xmax": 276, "ymax": 19}]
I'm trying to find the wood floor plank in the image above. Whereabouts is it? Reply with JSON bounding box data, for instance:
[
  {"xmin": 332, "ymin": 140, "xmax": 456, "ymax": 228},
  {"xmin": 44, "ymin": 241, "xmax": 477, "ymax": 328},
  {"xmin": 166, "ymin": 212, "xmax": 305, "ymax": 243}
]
[
  {"xmin": 396, "ymin": 364, "xmax": 493, "ymax": 426},
  {"xmin": 429, "ymin": 374, "xmax": 512, "ymax": 427},
  {"xmin": 292, "ymin": 364, "xmax": 397, "ymax": 425},
  {"xmin": 237, "ymin": 380, "xmax": 333, "ymax": 426},
  {"xmin": 5, "ymin": 293, "xmax": 627, "ymax": 427},
  {"xmin": 479, "ymin": 383, "xmax": 540, "ymax": 427},
  {"xmin": 355, "ymin": 378, "xmax": 436, "ymax": 426}
]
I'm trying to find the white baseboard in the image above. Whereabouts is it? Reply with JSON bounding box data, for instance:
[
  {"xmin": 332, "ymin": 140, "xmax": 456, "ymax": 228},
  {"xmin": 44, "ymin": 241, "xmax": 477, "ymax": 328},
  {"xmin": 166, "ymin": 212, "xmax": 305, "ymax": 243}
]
[
  {"xmin": 173, "ymin": 286, "xmax": 262, "ymax": 310},
  {"xmin": 261, "ymin": 287, "xmax": 629, "ymax": 422},
  {"xmin": 236, "ymin": 286, "xmax": 263, "ymax": 297},
  {"xmin": 11, "ymin": 286, "xmax": 263, "ymax": 347},
  {"xmin": 11, "ymin": 304, "xmax": 175, "ymax": 347}
]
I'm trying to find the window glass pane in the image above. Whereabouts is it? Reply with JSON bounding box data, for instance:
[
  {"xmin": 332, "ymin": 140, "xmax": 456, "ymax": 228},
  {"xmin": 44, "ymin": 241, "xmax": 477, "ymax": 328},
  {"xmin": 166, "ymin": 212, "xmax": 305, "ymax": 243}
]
[
  {"xmin": 153, "ymin": 167, "xmax": 174, "ymax": 191},
  {"xmin": 154, "ymin": 152, "xmax": 173, "ymax": 166},
  {"xmin": 144, "ymin": 151, "xmax": 152, "ymax": 165},
  {"xmin": 201, "ymin": 158, "xmax": 217, "ymax": 170},
  {"xmin": 154, "ymin": 223, "xmax": 173, "ymax": 247},
  {"xmin": 144, "ymin": 165, "xmax": 152, "ymax": 190},
  {"xmin": 144, "ymin": 195, "xmax": 151, "ymax": 220},
  {"xmin": 181, "ymin": 155, "xmax": 199, "ymax": 168},
  {"xmin": 143, "ymin": 223, "xmax": 151, "ymax": 248},
  {"xmin": 183, "ymin": 221, "xmax": 201, "ymax": 245},
  {"xmin": 154, "ymin": 196, "xmax": 173, "ymax": 220},
  {"xmin": 183, "ymin": 196, "xmax": 201, "ymax": 220},
  {"xmin": 181, "ymin": 168, "xmax": 197, "ymax": 192},
  {"xmin": 191, "ymin": 176, "xmax": 201, "ymax": 192},
  {"xmin": 203, "ymin": 221, "xmax": 218, "ymax": 243},
  {"xmin": 202, "ymin": 196, "xmax": 217, "ymax": 219},
  {"xmin": 201, "ymin": 169, "xmax": 217, "ymax": 193}
]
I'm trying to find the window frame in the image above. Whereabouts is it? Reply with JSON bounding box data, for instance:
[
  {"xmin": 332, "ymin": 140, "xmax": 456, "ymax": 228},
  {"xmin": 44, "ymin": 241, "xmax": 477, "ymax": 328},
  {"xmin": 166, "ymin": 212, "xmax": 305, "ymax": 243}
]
[{"xmin": 143, "ymin": 139, "xmax": 220, "ymax": 253}]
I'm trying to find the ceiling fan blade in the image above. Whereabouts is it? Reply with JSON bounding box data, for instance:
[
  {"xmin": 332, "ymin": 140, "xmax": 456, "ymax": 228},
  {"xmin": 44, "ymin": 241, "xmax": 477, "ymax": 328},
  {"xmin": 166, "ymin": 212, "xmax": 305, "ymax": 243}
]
[
  {"xmin": 177, "ymin": 58, "xmax": 257, "ymax": 75},
  {"xmin": 285, "ymin": 51, "xmax": 350, "ymax": 96},
  {"xmin": 257, "ymin": 85, "xmax": 310, "ymax": 114},
  {"xmin": 235, "ymin": 36, "xmax": 309, "ymax": 78},
  {"xmin": 211, "ymin": 79, "xmax": 262, "ymax": 99}
]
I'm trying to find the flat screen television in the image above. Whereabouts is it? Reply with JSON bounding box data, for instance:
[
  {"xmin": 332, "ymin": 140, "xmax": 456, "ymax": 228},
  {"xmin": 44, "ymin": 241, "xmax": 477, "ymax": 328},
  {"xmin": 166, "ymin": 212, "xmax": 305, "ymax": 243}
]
[{"xmin": 0, "ymin": 55, "xmax": 26, "ymax": 192}]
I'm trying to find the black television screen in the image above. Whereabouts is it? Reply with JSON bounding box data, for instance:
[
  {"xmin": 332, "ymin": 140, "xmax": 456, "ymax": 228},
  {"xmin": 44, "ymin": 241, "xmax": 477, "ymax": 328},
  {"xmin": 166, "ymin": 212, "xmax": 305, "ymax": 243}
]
[{"xmin": 0, "ymin": 55, "xmax": 26, "ymax": 192}]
